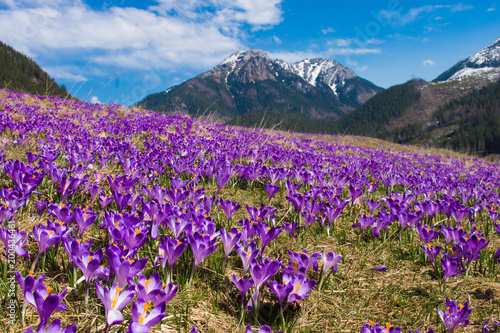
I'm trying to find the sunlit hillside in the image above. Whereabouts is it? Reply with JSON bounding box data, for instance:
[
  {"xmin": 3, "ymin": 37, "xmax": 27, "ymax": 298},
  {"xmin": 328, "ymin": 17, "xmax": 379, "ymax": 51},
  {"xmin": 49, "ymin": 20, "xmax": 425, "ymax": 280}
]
[{"xmin": 0, "ymin": 89, "xmax": 499, "ymax": 333}]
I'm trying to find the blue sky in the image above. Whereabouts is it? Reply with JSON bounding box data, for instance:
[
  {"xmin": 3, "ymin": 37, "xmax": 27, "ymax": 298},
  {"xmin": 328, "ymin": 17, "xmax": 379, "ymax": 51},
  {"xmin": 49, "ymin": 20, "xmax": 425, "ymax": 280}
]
[{"xmin": 0, "ymin": 0, "xmax": 498, "ymax": 106}]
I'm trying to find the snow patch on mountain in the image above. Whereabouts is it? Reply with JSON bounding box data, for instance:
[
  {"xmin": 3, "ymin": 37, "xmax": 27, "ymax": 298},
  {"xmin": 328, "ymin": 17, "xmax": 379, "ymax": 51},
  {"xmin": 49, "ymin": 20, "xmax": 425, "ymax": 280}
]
[
  {"xmin": 468, "ymin": 37, "xmax": 500, "ymax": 66},
  {"xmin": 449, "ymin": 67, "xmax": 500, "ymax": 81},
  {"xmin": 276, "ymin": 58, "xmax": 356, "ymax": 95}
]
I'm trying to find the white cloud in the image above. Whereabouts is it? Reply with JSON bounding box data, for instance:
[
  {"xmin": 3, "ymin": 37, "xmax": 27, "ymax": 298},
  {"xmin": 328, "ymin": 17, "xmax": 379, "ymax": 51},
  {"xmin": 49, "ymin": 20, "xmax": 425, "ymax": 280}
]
[
  {"xmin": 151, "ymin": 0, "xmax": 283, "ymax": 29},
  {"xmin": 451, "ymin": 3, "xmax": 474, "ymax": 12},
  {"xmin": 487, "ymin": 5, "xmax": 496, "ymax": 12},
  {"xmin": 273, "ymin": 35, "xmax": 282, "ymax": 44},
  {"xmin": 43, "ymin": 65, "xmax": 88, "ymax": 82},
  {"xmin": 327, "ymin": 47, "xmax": 381, "ymax": 55},
  {"xmin": 328, "ymin": 38, "xmax": 383, "ymax": 47},
  {"xmin": 0, "ymin": 0, "xmax": 285, "ymax": 72},
  {"xmin": 90, "ymin": 96, "xmax": 101, "ymax": 104},
  {"xmin": 321, "ymin": 27, "xmax": 336, "ymax": 34},
  {"xmin": 422, "ymin": 59, "xmax": 435, "ymax": 66},
  {"xmin": 381, "ymin": 5, "xmax": 448, "ymax": 26},
  {"xmin": 330, "ymin": 38, "xmax": 354, "ymax": 47}
]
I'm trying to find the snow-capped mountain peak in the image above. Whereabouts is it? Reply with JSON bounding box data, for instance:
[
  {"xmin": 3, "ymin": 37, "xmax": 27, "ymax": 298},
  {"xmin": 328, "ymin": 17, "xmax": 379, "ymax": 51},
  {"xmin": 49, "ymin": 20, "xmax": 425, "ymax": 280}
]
[
  {"xmin": 277, "ymin": 58, "xmax": 356, "ymax": 95},
  {"xmin": 435, "ymin": 37, "xmax": 500, "ymax": 82},
  {"xmin": 219, "ymin": 49, "xmax": 270, "ymax": 67},
  {"xmin": 210, "ymin": 49, "xmax": 359, "ymax": 95}
]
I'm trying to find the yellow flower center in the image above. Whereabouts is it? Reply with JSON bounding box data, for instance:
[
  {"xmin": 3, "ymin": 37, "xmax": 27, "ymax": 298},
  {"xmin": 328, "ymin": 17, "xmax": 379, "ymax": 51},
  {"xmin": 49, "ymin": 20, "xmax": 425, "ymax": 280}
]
[
  {"xmin": 138, "ymin": 303, "xmax": 152, "ymax": 324},
  {"xmin": 112, "ymin": 287, "xmax": 123, "ymax": 308}
]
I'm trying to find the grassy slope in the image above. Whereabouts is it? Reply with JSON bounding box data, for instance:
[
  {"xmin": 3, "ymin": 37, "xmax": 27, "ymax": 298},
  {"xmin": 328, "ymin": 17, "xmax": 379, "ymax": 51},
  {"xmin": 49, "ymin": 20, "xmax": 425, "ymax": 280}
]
[{"xmin": 0, "ymin": 89, "xmax": 499, "ymax": 333}]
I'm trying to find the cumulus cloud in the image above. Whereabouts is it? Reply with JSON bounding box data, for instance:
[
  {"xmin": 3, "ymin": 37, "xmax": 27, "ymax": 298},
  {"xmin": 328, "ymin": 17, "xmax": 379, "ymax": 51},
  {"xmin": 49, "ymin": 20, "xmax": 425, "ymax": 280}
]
[
  {"xmin": 90, "ymin": 96, "xmax": 101, "ymax": 104},
  {"xmin": 0, "ymin": 0, "xmax": 285, "ymax": 72}
]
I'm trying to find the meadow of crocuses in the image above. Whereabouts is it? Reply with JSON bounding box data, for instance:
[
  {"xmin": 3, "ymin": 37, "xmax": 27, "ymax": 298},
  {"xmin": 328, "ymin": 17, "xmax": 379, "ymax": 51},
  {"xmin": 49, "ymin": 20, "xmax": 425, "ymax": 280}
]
[{"xmin": 0, "ymin": 88, "xmax": 499, "ymax": 333}]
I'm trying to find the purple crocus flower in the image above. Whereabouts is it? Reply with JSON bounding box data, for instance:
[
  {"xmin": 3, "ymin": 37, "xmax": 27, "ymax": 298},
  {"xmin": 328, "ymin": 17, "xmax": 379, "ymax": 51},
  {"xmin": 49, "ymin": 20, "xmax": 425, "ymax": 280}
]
[
  {"xmin": 32, "ymin": 223, "xmax": 61, "ymax": 256},
  {"xmin": 149, "ymin": 281, "xmax": 178, "ymax": 306},
  {"xmin": 155, "ymin": 236, "xmax": 187, "ymax": 282},
  {"xmin": 248, "ymin": 257, "xmax": 281, "ymax": 291},
  {"xmin": 95, "ymin": 280, "xmax": 135, "ymax": 327},
  {"xmin": 107, "ymin": 247, "xmax": 148, "ymax": 288},
  {"xmin": 360, "ymin": 322, "xmax": 402, "ymax": 333},
  {"xmin": 127, "ymin": 297, "xmax": 166, "ymax": 333},
  {"xmin": 397, "ymin": 211, "xmax": 419, "ymax": 231},
  {"xmin": 25, "ymin": 283, "xmax": 67, "ymax": 325},
  {"xmin": 254, "ymin": 223, "xmax": 281, "ymax": 259},
  {"xmin": 366, "ymin": 199, "xmax": 382, "ymax": 214},
  {"xmin": 219, "ymin": 199, "xmax": 241, "ymax": 221},
  {"xmin": 283, "ymin": 222, "xmax": 299, "ymax": 240},
  {"xmin": 24, "ymin": 319, "xmax": 77, "ymax": 333},
  {"xmin": 323, "ymin": 206, "xmax": 342, "ymax": 235},
  {"xmin": 122, "ymin": 224, "xmax": 150, "ymax": 252},
  {"xmin": 16, "ymin": 271, "xmax": 46, "ymax": 325},
  {"xmin": 129, "ymin": 272, "xmax": 163, "ymax": 303},
  {"xmin": 166, "ymin": 217, "xmax": 192, "ymax": 239},
  {"xmin": 352, "ymin": 214, "xmax": 375, "ymax": 234},
  {"xmin": 16, "ymin": 271, "xmax": 45, "ymax": 298},
  {"xmin": 99, "ymin": 193, "xmax": 114, "ymax": 210},
  {"xmin": 450, "ymin": 206, "xmax": 469, "ymax": 225},
  {"xmin": 220, "ymin": 228, "xmax": 242, "ymax": 270},
  {"xmin": 420, "ymin": 244, "xmax": 442, "ymax": 268},
  {"xmin": 283, "ymin": 249, "xmax": 319, "ymax": 276},
  {"xmin": 483, "ymin": 318, "xmax": 500, "ymax": 333},
  {"xmin": 62, "ymin": 237, "xmax": 93, "ymax": 265},
  {"xmin": 264, "ymin": 183, "xmax": 280, "ymax": 203},
  {"xmin": 0, "ymin": 226, "xmax": 29, "ymax": 258},
  {"xmin": 283, "ymin": 273, "xmax": 316, "ymax": 307},
  {"xmin": 416, "ymin": 224, "xmax": 440, "ymax": 244},
  {"xmin": 302, "ymin": 201, "xmax": 323, "ymax": 226},
  {"xmin": 349, "ymin": 184, "xmax": 364, "ymax": 204},
  {"xmin": 440, "ymin": 225, "xmax": 456, "ymax": 246},
  {"xmin": 46, "ymin": 203, "xmax": 74, "ymax": 224},
  {"xmin": 73, "ymin": 206, "xmax": 98, "ymax": 237},
  {"xmin": 438, "ymin": 298, "xmax": 472, "ymax": 333},
  {"xmin": 267, "ymin": 277, "xmax": 293, "ymax": 315},
  {"xmin": 186, "ymin": 232, "xmax": 218, "ymax": 282},
  {"xmin": 320, "ymin": 249, "xmax": 342, "ymax": 275},
  {"xmin": 371, "ymin": 266, "xmax": 387, "ymax": 272},
  {"xmin": 441, "ymin": 255, "xmax": 466, "ymax": 282},
  {"xmin": 245, "ymin": 324, "xmax": 284, "ymax": 333},
  {"xmin": 235, "ymin": 241, "xmax": 260, "ymax": 274},
  {"xmin": 113, "ymin": 191, "xmax": 131, "ymax": 212},
  {"xmin": 72, "ymin": 248, "xmax": 109, "ymax": 304},
  {"xmin": 232, "ymin": 274, "xmax": 254, "ymax": 308},
  {"xmin": 286, "ymin": 192, "xmax": 306, "ymax": 213}
]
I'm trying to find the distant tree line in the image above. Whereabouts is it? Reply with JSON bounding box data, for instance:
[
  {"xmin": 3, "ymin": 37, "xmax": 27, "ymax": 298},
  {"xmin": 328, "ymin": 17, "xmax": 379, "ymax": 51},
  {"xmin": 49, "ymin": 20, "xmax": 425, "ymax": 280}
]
[
  {"xmin": 333, "ymin": 82, "xmax": 421, "ymax": 136},
  {"xmin": 0, "ymin": 41, "xmax": 70, "ymax": 98},
  {"xmin": 432, "ymin": 80, "xmax": 500, "ymax": 154}
]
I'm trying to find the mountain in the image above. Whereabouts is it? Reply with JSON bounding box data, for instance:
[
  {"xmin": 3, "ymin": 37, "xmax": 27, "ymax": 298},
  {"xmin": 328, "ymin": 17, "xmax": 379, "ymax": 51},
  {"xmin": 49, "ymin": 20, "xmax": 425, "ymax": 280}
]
[
  {"xmin": 228, "ymin": 38, "xmax": 500, "ymax": 157},
  {"xmin": 434, "ymin": 37, "xmax": 500, "ymax": 82},
  {"xmin": 136, "ymin": 49, "xmax": 383, "ymax": 122},
  {"xmin": 0, "ymin": 41, "xmax": 70, "ymax": 98}
]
